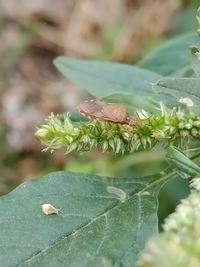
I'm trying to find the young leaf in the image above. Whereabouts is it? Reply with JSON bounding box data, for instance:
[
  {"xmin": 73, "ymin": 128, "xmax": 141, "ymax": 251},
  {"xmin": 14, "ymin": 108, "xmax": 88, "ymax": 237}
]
[
  {"xmin": 167, "ymin": 146, "xmax": 200, "ymax": 178},
  {"xmin": 138, "ymin": 32, "xmax": 199, "ymax": 76},
  {"xmin": 0, "ymin": 171, "xmax": 170, "ymax": 267},
  {"xmin": 53, "ymin": 57, "xmax": 160, "ymax": 99}
]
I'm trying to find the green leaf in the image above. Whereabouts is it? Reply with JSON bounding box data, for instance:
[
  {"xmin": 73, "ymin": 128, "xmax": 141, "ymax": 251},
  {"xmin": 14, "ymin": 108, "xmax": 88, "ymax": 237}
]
[
  {"xmin": 103, "ymin": 93, "xmax": 160, "ymax": 115},
  {"xmin": 53, "ymin": 57, "xmax": 160, "ymax": 98},
  {"xmin": 191, "ymin": 56, "xmax": 200, "ymax": 77},
  {"xmin": 138, "ymin": 32, "xmax": 199, "ymax": 76},
  {"xmin": 167, "ymin": 146, "xmax": 200, "ymax": 178},
  {"xmin": 61, "ymin": 109, "xmax": 88, "ymax": 123},
  {"xmin": 171, "ymin": 7, "xmax": 197, "ymax": 35},
  {"xmin": 0, "ymin": 171, "xmax": 168, "ymax": 267},
  {"xmin": 53, "ymin": 57, "xmax": 174, "ymax": 113},
  {"xmin": 153, "ymin": 77, "xmax": 200, "ymax": 113}
]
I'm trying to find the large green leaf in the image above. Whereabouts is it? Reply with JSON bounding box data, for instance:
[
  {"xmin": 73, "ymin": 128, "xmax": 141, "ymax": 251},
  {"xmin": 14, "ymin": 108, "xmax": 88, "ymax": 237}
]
[
  {"xmin": 53, "ymin": 57, "xmax": 172, "ymax": 113},
  {"xmin": 153, "ymin": 77, "xmax": 200, "ymax": 113},
  {"xmin": 138, "ymin": 32, "xmax": 199, "ymax": 76},
  {"xmin": 53, "ymin": 57, "xmax": 160, "ymax": 98},
  {"xmin": 0, "ymin": 171, "xmax": 169, "ymax": 267}
]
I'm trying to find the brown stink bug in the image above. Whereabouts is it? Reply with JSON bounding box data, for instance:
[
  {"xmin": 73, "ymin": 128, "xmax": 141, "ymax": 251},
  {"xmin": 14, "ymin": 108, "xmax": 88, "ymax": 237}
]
[{"xmin": 77, "ymin": 99, "xmax": 141, "ymax": 126}]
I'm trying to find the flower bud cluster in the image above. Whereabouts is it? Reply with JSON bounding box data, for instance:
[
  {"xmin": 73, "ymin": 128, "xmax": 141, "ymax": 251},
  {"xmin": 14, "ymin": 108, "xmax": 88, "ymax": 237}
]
[
  {"xmin": 137, "ymin": 177, "xmax": 200, "ymax": 267},
  {"xmin": 35, "ymin": 108, "xmax": 200, "ymax": 154}
]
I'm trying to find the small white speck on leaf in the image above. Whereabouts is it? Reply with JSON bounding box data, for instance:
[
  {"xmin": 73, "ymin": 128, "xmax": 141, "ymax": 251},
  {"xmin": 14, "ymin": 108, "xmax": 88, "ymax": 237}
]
[
  {"xmin": 42, "ymin": 203, "xmax": 60, "ymax": 215},
  {"xmin": 107, "ymin": 186, "xmax": 127, "ymax": 202},
  {"xmin": 178, "ymin": 97, "xmax": 194, "ymax": 107},
  {"xmin": 141, "ymin": 191, "xmax": 150, "ymax": 196}
]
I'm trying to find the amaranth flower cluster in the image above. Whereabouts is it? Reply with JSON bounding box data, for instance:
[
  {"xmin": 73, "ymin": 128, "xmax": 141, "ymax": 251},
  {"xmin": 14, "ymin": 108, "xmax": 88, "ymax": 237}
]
[
  {"xmin": 137, "ymin": 177, "xmax": 200, "ymax": 267},
  {"xmin": 35, "ymin": 107, "xmax": 200, "ymax": 154}
]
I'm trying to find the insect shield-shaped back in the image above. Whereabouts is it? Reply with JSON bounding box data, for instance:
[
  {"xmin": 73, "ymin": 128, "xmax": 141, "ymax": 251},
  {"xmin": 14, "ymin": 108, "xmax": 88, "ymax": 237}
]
[{"xmin": 78, "ymin": 100, "xmax": 129, "ymax": 124}]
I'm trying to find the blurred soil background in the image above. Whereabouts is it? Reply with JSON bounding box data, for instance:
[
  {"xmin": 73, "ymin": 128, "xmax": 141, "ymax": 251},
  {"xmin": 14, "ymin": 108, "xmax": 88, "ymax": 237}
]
[{"xmin": 0, "ymin": 0, "xmax": 199, "ymax": 223}]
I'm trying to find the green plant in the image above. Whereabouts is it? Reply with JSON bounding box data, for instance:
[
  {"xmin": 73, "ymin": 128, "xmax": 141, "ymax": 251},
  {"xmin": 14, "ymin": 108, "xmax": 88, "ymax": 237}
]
[{"xmin": 1, "ymin": 9, "xmax": 200, "ymax": 267}]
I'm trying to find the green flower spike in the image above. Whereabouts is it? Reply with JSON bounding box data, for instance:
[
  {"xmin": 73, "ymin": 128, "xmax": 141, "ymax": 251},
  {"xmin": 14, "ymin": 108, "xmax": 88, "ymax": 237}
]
[{"xmin": 35, "ymin": 106, "xmax": 200, "ymax": 155}]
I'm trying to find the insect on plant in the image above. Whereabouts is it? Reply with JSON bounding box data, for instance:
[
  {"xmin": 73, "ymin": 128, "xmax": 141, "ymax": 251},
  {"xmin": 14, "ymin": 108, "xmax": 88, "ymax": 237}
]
[{"xmin": 78, "ymin": 99, "xmax": 144, "ymax": 126}]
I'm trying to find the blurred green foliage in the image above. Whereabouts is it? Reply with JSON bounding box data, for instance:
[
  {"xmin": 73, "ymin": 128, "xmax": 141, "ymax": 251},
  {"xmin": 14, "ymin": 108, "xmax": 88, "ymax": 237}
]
[{"xmin": 0, "ymin": 1, "xmax": 199, "ymax": 228}]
